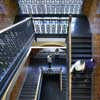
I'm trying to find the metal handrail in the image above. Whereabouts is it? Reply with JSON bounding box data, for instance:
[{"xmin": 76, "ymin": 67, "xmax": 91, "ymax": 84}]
[
  {"xmin": 0, "ymin": 16, "xmax": 34, "ymax": 98},
  {"xmin": 34, "ymin": 71, "xmax": 42, "ymax": 100},
  {"xmin": 68, "ymin": 15, "xmax": 72, "ymax": 100},
  {"xmin": 32, "ymin": 17, "xmax": 69, "ymax": 20},
  {"xmin": 60, "ymin": 68, "xmax": 62, "ymax": 92},
  {"xmin": 0, "ymin": 35, "xmax": 33, "ymax": 98},
  {"xmin": 0, "ymin": 18, "xmax": 31, "ymax": 34},
  {"xmin": 34, "ymin": 67, "xmax": 63, "ymax": 100}
]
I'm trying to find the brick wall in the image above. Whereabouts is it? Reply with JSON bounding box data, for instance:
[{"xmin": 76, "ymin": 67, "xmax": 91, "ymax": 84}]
[
  {"xmin": 83, "ymin": 0, "xmax": 93, "ymax": 17},
  {"xmin": 83, "ymin": 0, "xmax": 100, "ymax": 100},
  {"xmin": 0, "ymin": 0, "xmax": 18, "ymax": 30},
  {"xmin": 93, "ymin": 34, "xmax": 100, "ymax": 100}
]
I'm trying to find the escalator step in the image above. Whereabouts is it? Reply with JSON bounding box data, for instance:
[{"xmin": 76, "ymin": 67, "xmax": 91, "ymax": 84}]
[{"xmin": 20, "ymin": 92, "xmax": 35, "ymax": 95}]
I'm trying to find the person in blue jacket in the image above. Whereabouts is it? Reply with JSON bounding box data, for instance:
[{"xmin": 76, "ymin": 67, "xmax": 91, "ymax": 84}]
[{"xmin": 85, "ymin": 58, "xmax": 96, "ymax": 72}]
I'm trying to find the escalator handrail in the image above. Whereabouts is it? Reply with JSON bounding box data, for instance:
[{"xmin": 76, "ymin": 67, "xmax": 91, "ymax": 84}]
[
  {"xmin": 34, "ymin": 70, "xmax": 42, "ymax": 100},
  {"xmin": 0, "ymin": 17, "xmax": 31, "ymax": 34},
  {"xmin": 0, "ymin": 34, "xmax": 33, "ymax": 83},
  {"xmin": 0, "ymin": 35, "xmax": 33, "ymax": 98}
]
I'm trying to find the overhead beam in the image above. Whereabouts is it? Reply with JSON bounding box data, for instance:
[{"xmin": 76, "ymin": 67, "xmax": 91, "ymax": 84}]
[{"xmin": 35, "ymin": 34, "xmax": 67, "ymax": 38}]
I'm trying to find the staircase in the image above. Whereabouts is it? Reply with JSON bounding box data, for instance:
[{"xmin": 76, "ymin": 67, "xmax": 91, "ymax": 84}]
[
  {"xmin": 71, "ymin": 35, "xmax": 92, "ymax": 100},
  {"xmin": 72, "ymin": 72, "xmax": 92, "ymax": 100},
  {"xmin": 18, "ymin": 67, "xmax": 39, "ymax": 100},
  {"xmin": 72, "ymin": 35, "xmax": 92, "ymax": 63}
]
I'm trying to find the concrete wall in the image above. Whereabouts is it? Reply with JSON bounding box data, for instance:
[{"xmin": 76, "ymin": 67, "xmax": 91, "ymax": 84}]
[{"xmin": 0, "ymin": 0, "xmax": 18, "ymax": 30}]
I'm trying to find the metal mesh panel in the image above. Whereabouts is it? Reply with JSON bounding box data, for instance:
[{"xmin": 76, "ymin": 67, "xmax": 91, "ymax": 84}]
[{"xmin": 0, "ymin": 19, "xmax": 33, "ymax": 80}]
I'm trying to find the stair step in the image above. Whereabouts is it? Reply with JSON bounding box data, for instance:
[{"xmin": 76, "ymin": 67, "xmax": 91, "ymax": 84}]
[
  {"xmin": 19, "ymin": 98, "xmax": 33, "ymax": 100},
  {"xmin": 72, "ymin": 91, "xmax": 91, "ymax": 94},
  {"xmin": 72, "ymin": 42, "xmax": 91, "ymax": 45},
  {"xmin": 72, "ymin": 36, "xmax": 91, "ymax": 41},
  {"xmin": 72, "ymin": 47, "xmax": 91, "ymax": 49},
  {"xmin": 72, "ymin": 88, "xmax": 91, "ymax": 91},
  {"xmin": 19, "ymin": 94, "xmax": 34, "ymax": 98},
  {"xmin": 24, "ymin": 82, "xmax": 37, "ymax": 85},
  {"xmin": 20, "ymin": 92, "xmax": 35, "ymax": 95},
  {"xmin": 72, "ymin": 86, "xmax": 91, "ymax": 89},
  {"xmin": 22, "ymin": 87, "xmax": 36, "ymax": 90},
  {"xmin": 72, "ymin": 95, "xmax": 91, "ymax": 99},
  {"xmin": 72, "ymin": 36, "xmax": 92, "ymax": 100},
  {"xmin": 72, "ymin": 44, "xmax": 91, "ymax": 47}
]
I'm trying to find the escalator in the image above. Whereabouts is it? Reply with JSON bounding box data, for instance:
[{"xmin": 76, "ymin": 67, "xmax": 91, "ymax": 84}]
[
  {"xmin": 17, "ymin": 48, "xmax": 67, "ymax": 100},
  {"xmin": 40, "ymin": 74, "xmax": 66, "ymax": 100},
  {"xmin": 14, "ymin": 37, "xmax": 92, "ymax": 100},
  {"xmin": 18, "ymin": 66, "xmax": 40, "ymax": 100},
  {"xmin": 18, "ymin": 66, "xmax": 68, "ymax": 100}
]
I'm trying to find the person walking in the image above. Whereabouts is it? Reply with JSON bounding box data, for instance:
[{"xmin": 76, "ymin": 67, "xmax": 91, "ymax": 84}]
[
  {"xmin": 47, "ymin": 54, "xmax": 52, "ymax": 68},
  {"xmin": 55, "ymin": 48, "xmax": 59, "ymax": 63},
  {"xmin": 70, "ymin": 59, "xmax": 85, "ymax": 79},
  {"xmin": 85, "ymin": 58, "xmax": 95, "ymax": 72},
  {"xmin": 70, "ymin": 59, "xmax": 85, "ymax": 73}
]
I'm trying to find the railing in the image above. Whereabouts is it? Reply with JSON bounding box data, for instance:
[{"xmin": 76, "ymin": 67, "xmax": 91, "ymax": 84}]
[
  {"xmin": 0, "ymin": 17, "xmax": 34, "ymax": 98},
  {"xmin": 60, "ymin": 67, "xmax": 62, "ymax": 92},
  {"xmin": 18, "ymin": 0, "xmax": 84, "ymax": 14},
  {"xmin": 67, "ymin": 15, "xmax": 72, "ymax": 100},
  {"xmin": 32, "ymin": 17, "xmax": 69, "ymax": 35},
  {"xmin": 34, "ymin": 70, "xmax": 42, "ymax": 100},
  {"xmin": 34, "ymin": 67, "xmax": 63, "ymax": 100},
  {"xmin": 0, "ymin": 15, "xmax": 72, "ymax": 99}
]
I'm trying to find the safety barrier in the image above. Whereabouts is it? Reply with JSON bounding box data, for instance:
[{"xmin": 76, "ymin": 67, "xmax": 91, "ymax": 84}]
[
  {"xmin": 34, "ymin": 70, "xmax": 42, "ymax": 100},
  {"xmin": 0, "ymin": 17, "xmax": 34, "ymax": 98}
]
